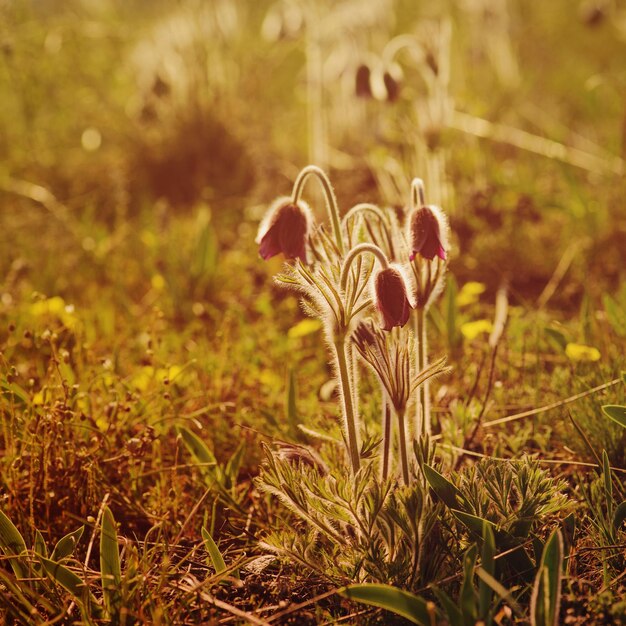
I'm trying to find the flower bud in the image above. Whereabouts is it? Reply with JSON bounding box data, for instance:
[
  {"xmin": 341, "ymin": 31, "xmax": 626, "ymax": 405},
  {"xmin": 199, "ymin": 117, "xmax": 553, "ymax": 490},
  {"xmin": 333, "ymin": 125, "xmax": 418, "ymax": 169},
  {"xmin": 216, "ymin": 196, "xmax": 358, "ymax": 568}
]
[
  {"xmin": 256, "ymin": 197, "xmax": 313, "ymax": 263},
  {"xmin": 374, "ymin": 266, "xmax": 412, "ymax": 331},
  {"xmin": 408, "ymin": 205, "xmax": 448, "ymax": 261}
]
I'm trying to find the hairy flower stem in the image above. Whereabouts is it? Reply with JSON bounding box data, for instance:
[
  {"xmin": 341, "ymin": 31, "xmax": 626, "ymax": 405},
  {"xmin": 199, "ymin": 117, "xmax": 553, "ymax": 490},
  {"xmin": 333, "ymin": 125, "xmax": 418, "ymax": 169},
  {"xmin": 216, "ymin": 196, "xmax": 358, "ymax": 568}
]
[
  {"xmin": 334, "ymin": 337, "xmax": 360, "ymax": 474},
  {"xmin": 397, "ymin": 408, "xmax": 410, "ymax": 485},
  {"xmin": 339, "ymin": 243, "xmax": 389, "ymax": 291},
  {"xmin": 411, "ymin": 177, "xmax": 426, "ymax": 208},
  {"xmin": 381, "ymin": 392, "xmax": 392, "ymax": 481},
  {"xmin": 414, "ymin": 307, "xmax": 430, "ymax": 436},
  {"xmin": 292, "ymin": 165, "xmax": 344, "ymax": 255}
]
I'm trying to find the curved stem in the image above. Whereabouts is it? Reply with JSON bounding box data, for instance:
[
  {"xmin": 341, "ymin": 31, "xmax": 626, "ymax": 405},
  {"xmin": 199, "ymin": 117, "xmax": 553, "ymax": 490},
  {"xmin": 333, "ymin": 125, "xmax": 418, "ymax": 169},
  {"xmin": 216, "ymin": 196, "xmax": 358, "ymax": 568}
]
[
  {"xmin": 334, "ymin": 338, "xmax": 361, "ymax": 474},
  {"xmin": 342, "ymin": 203, "xmax": 395, "ymax": 258},
  {"xmin": 411, "ymin": 178, "xmax": 426, "ymax": 209},
  {"xmin": 341, "ymin": 203, "xmax": 390, "ymax": 228},
  {"xmin": 382, "ymin": 34, "xmax": 423, "ymax": 66},
  {"xmin": 339, "ymin": 243, "xmax": 389, "ymax": 292},
  {"xmin": 292, "ymin": 165, "xmax": 344, "ymax": 255}
]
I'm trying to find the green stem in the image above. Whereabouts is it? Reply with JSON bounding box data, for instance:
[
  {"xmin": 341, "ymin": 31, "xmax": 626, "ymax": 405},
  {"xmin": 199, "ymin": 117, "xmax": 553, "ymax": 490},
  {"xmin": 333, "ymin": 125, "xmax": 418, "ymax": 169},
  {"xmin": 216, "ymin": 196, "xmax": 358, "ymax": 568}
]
[
  {"xmin": 381, "ymin": 391, "xmax": 392, "ymax": 481},
  {"xmin": 341, "ymin": 203, "xmax": 390, "ymax": 228},
  {"xmin": 339, "ymin": 243, "xmax": 389, "ymax": 292},
  {"xmin": 414, "ymin": 307, "xmax": 430, "ymax": 437},
  {"xmin": 292, "ymin": 165, "xmax": 344, "ymax": 255},
  {"xmin": 334, "ymin": 338, "xmax": 360, "ymax": 474},
  {"xmin": 411, "ymin": 177, "xmax": 426, "ymax": 209},
  {"xmin": 397, "ymin": 408, "xmax": 410, "ymax": 485}
]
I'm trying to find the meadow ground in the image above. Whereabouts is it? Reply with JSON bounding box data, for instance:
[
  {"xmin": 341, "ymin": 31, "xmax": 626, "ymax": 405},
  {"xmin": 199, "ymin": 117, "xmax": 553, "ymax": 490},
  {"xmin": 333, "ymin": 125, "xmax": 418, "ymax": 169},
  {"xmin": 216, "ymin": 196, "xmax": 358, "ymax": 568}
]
[{"xmin": 0, "ymin": 1, "xmax": 625, "ymax": 624}]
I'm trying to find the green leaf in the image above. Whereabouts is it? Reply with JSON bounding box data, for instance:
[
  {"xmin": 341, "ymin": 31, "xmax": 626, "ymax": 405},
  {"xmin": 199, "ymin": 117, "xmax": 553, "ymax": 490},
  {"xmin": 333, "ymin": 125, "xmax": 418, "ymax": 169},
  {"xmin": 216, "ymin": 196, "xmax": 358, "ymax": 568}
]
[
  {"xmin": 603, "ymin": 294, "xmax": 626, "ymax": 338},
  {"xmin": 34, "ymin": 529, "xmax": 48, "ymax": 559},
  {"xmin": 544, "ymin": 327, "xmax": 567, "ymax": 350},
  {"xmin": 224, "ymin": 441, "xmax": 246, "ymax": 490},
  {"xmin": 423, "ymin": 464, "xmax": 461, "ymax": 509},
  {"xmin": 476, "ymin": 567, "xmax": 522, "ymax": 615},
  {"xmin": 452, "ymin": 509, "xmax": 497, "ymax": 538},
  {"xmin": 177, "ymin": 427, "xmax": 218, "ymax": 478},
  {"xmin": 41, "ymin": 557, "xmax": 102, "ymax": 616},
  {"xmin": 339, "ymin": 584, "xmax": 435, "ymax": 625},
  {"xmin": 202, "ymin": 527, "xmax": 227, "ymax": 575},
  {"xmin": 431, "ymin": 586, "xmax": 463, "ymax": 626},
  {"xmin": 100, "ymin": 506, "xmax": 122, "ymax": 615},
  {"xmin": 602, "ymin": 450, "xmax": 612, "ymax": 502},
  {"xmin": 530, "ymin": 529, "xmax": 563, "ymax": 626},
  {"xmin": 51, "ymin": 526, "xmax": 84, "ymax": 562},
  {"xmin": 602, "ymin": 405, "xmax": 626, "ymax": 429},
  {"xmin": 0, "ymin": 377, "xmax": 30, "ymax": 405},
  {"xmin": 460, "ymin": 544, "xmax": 478, "ymax": 624},
  {"xmin": 613, "ymin": 502, "xmax": 626, "ymax": 532},
  {"xmin": 0, "ymin": 508, "xmax": 28, "ymax": 578},
  {"xmin": 479, "ymin": 522, "xmax": 496, "ymax": 620}
]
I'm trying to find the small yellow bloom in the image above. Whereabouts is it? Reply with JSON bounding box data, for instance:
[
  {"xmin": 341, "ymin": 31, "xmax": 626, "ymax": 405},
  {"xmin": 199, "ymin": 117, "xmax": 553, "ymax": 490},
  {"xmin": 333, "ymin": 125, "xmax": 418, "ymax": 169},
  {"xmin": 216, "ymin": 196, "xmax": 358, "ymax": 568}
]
[
  {"xmin": 461, "ymin": 319, "xmax": 493, "ymax": 341},
  {"xmin": 29, "ymin": 296, "xmax": 77, "ymax": 329},
  {"xmin": 457, "ymin": 282, "xmax": 487, "ymax": 307},
  {"xmin": 140, "ymin": 230, "xmax": 158, "ymax": 248},
  {"xmin": 151, "ymin": 274, "xmax": 166, "ymax": 291},
  {"xmin": 288, "ymin": 318, "xmax": 322, "ymax": 339},
  {"xmin": 565, "ymin": 343, "xmax": 601, "ymax": 362}
]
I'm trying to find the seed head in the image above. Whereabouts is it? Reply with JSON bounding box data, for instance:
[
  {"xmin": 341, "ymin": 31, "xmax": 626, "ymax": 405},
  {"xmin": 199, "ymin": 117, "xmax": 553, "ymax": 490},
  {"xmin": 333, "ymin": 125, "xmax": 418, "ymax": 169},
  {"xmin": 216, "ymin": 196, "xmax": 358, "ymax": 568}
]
[{"xmin": 256, "ymin": 197, "xmax": 313, "ymax": 263}]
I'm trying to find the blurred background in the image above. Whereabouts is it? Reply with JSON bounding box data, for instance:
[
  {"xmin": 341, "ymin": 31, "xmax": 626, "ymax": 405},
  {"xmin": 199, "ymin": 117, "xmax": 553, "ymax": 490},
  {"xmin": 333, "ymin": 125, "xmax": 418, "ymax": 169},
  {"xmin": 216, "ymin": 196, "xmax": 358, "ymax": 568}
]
[
  {"xmin": 1, "ymin": 0, "xmax": 625, "ymax": 312},
  {"xmin": 0, "ymin": 0, "xmax": 625, "ymax": 571}
]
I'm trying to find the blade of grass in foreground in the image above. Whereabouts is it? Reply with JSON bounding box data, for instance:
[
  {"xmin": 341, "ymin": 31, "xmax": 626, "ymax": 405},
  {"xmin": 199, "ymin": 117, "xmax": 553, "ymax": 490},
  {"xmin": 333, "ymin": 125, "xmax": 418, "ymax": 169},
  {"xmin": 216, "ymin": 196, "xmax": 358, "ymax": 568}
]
[{"xmin": 339, "ymin": 583, "xmax": 436, "ymax": 625}]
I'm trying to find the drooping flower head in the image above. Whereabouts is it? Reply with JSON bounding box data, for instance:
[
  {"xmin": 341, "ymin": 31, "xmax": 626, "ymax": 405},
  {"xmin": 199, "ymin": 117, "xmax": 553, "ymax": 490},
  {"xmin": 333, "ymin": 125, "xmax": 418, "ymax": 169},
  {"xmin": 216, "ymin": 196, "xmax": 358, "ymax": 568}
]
[
  {"xmin": 355, "ymin": 63, "xmax": 373, "ymax": 99},
  {"xmin": 373, "ymin": 265, "xmax": 412, "ymax": 331},
  {"xmin": 408, "ymin": 205, "xmax": 448, "ymax": 261},
  {"xmin": 256, "ymin": 196, "xmax": 313, "ymax": 263}
]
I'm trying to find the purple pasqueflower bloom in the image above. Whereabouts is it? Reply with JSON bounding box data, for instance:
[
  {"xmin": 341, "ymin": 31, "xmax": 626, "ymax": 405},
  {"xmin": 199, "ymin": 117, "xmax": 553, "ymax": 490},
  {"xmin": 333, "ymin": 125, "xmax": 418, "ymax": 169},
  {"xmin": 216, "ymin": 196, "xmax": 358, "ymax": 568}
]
[
  {"xmin": 408, "ymin": 205, "xmax": 447, "ymax": 261},
  {"xmin": 374, "ymin": 266, "xmax": 412, "ymax": 331},
  {"xmin": 256, "ymin": 197, "xmax": 313, "ymax": 263}
]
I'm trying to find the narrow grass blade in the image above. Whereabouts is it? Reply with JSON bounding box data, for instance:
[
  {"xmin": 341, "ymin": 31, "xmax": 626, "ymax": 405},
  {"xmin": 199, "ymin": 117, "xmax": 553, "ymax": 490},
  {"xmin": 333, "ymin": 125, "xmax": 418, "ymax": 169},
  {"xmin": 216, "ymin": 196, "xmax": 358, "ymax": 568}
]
[
  {"xmin": 452, "ymin": 509, "xmax": 497, "ymax": 538},
  {"xmin": 476, "ymin": 567, "xmax": 522, "ymax": 615},
  {"xmin": 0, "ymin": 509, "xmax": 28, "ymax": 578},
  {"xmin": 602, "ymin": 450, "xmax": 612, "ymax": 502},
  {"xmin": 613, "ymin": 502, "xmax": 626, "ymax": 531},
  {"xmin": 202, "ymin": 527, "xmax": 227, "ymax": 575},
  {"xmin": 431, "ymin": 586, "xmax": 462, "ymax": 626},
  {"xmin": 41, "ymin": 557, "xmax": 103, "ymax": 617},
  {"xmin": 479, "ymin": 522, "xmax": 496, "ymax": 620},
  {"xmin": 34, "ymin": 529, "xmax": 48, "ymax": 559},
  {"xmin": 339, "ymin": 584, "xmax": 435, "ymax": 625},
  {"xmin": 177, "ymin": 426, "xmax": 219, "ymax": 483},
  {"xmin": 100, "ymin": 506, "xmax": 122, "ymax": 615},
  {"xmin": 224, "ymin": 441, "xmax": 246, "ymax": 490},
  {"xmin": 530, "ymin": 528, "xmax": 563, "ymax": 626},
  {"xmin": 0, "ymin": 378, "xmax": 30, "ymax": 405},
  {"xmin": 460, "ymin": 544, "xmax": 478, "ymax": 624},
  {"xmin": 51, "ymin": 525, "xmax": 84, "ymax": 562}
]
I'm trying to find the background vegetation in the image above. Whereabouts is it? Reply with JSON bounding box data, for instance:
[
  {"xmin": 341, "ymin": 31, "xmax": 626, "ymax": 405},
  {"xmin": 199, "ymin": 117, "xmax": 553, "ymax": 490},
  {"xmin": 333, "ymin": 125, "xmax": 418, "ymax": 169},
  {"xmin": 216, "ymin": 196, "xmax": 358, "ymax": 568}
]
[{"xmin": 0, "ymin": 0, "xmax": 625, "ymax": 623}]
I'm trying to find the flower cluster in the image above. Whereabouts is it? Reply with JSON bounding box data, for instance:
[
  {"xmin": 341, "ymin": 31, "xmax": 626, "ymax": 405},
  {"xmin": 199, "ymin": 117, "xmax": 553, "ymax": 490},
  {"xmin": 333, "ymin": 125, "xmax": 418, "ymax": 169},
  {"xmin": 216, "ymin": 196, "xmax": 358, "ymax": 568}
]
[{"xmin": 256, "ymin": 165, "xmax": 450, "ymax": 479}]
